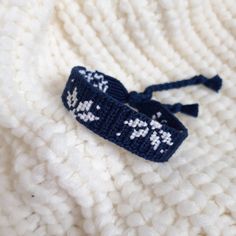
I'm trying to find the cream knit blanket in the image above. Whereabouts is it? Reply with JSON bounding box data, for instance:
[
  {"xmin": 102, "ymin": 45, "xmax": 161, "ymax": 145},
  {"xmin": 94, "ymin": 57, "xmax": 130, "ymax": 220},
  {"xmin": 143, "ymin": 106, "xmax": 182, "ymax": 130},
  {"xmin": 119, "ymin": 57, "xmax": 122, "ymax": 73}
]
[{"xmin": 0, "ymin": 0, "xmax": 236, "ymax": 235}]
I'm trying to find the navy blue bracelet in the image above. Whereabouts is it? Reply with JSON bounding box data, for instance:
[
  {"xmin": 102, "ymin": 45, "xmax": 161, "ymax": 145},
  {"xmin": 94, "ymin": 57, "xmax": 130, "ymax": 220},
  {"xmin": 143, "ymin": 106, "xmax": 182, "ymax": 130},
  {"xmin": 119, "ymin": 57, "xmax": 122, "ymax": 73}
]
[{"xmin": 61, "ymin": 66, "xmax": 222, "ymax": 162}]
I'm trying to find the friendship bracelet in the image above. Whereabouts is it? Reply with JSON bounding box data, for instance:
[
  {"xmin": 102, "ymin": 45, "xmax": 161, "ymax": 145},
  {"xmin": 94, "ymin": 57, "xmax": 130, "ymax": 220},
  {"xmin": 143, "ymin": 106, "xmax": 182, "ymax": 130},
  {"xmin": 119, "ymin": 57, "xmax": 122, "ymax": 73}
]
[{"xmin": 61, "ymin": 66, "xmax": 222, "ymax": 162}]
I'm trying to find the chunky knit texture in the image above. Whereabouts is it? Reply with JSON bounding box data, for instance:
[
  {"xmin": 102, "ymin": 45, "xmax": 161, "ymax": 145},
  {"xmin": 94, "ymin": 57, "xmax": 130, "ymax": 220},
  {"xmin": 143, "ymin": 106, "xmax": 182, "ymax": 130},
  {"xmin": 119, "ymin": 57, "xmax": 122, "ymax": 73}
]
[{"xmin": 0, "ymin": 0, "xmax": 236, "ymax": 235}]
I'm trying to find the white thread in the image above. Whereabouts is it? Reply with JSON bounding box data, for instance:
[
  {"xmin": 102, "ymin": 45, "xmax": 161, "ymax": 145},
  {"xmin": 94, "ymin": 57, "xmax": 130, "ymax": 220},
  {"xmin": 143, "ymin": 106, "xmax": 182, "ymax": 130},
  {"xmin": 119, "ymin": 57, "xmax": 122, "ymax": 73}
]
[
  {"xmin": 152, "ymin": 111, "xmax": 162, "ymax": 120},
  {"xmin": 66, "ymin": 90, "xmax": 100, "ymax": 122},
  {"xmin": 122, "ymin": 118, "xmax": 172, "ymax": 151},
  {"xmin": 150, "ymin": 131, "xmax": 161, "ymax": 150},
  {"xmin": 79, "ymin": 68, "xmax": 109, "ymax": 92},
  {"xmin": 67, "ymin": 87, "xmax": 78, "ymax": 108}
]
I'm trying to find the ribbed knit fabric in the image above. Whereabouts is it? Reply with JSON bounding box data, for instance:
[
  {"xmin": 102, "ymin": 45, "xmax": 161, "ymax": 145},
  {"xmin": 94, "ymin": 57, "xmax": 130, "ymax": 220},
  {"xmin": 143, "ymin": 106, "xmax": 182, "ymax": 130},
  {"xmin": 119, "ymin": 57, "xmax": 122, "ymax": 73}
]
[{"xmin": 0, "ymin": 1, "xmax": 236, "ymax": 236}]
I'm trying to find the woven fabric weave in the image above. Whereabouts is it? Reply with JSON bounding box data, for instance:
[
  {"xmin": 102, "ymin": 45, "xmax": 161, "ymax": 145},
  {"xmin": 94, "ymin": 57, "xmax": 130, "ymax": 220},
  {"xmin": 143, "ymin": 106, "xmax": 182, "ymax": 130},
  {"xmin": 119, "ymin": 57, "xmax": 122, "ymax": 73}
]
[
  {"xmin": 62, "ymin": 66, "xmax": 188, "ymax": 162},
  {"xmin": 0, "ymin": 0, "xmax": 236, "ymax": 235}
]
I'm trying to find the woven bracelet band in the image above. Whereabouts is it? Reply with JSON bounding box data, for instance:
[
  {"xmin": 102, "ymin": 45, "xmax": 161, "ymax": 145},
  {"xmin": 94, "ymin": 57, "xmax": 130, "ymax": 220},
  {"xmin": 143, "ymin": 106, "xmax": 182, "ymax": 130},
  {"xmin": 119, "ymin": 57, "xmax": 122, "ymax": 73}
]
[{"xmin": 61, "ymin": 66, "xmax": 222, "ymax": 162}]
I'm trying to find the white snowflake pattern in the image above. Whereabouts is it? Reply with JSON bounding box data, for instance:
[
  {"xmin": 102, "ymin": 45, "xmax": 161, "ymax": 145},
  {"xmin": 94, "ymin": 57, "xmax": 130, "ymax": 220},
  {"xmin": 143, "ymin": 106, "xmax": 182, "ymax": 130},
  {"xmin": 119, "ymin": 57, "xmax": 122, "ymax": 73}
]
[
  {"xmin": 79, "ymin": 69, "xmax": 109, "ymax": 92},
  {"xmin": 150, "ymin": 120, "xmax": 162, "ymax": 129},
  {"xmin": 152, "ymin": 111, "xmax": 162, "ymax": 120},
  {"xmin": 150, "ymin": 131, "xmax": 161, "ymax": 150},
  {"xmin": 66, "ymin": 88, "xmax": 100, "ymax": 122},
  {"xmin": 117, "ymin": 117, "xmax": 173, "ymax": 152},
  {"xmin": 159, "ymin": 130, "xmax": 173, "ymax": 146},
  {"xmin": 67, "ymin": 87, "xmax": 78, "ymax": 108},
  {"xmin": 123, "ymin": 119, "xmax": 148, "ymax": 139}
]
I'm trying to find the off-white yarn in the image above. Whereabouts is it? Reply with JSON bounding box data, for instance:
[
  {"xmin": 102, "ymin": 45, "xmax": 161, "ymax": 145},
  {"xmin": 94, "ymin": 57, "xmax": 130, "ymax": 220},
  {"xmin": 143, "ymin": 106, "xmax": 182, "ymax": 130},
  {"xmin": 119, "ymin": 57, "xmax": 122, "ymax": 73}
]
[{"xmin": 0, "ymin": 0, "xmax": 236, "ymax": 235}]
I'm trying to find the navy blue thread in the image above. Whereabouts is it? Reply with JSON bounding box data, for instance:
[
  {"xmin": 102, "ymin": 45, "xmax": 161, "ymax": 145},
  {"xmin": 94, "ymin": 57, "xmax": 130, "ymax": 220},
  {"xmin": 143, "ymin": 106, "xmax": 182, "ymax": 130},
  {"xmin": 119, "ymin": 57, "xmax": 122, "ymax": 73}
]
[
  {"xmin": 127, "ymin": 75, "xmax": 222, "ymax": 117},
  {"xmin": 61, "ymin": 66, "xmax": 223, "ymax": 162},
  {"xmin": 162, "ymin": 103, "xmax": 199, "ymax": 117},
  {"xmin": 143, "ymin": 74, "xmax": 222, "ymax": 94}
]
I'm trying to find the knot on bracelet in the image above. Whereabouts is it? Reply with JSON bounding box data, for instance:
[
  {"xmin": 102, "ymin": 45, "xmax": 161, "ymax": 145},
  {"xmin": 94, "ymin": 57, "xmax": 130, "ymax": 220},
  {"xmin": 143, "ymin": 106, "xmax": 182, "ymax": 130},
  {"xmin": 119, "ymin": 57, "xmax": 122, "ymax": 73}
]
[
  {"xmin": 128, "ymin": 91, "xmax": 152, "ymax": 106},
  {"xmin": 125, "ymin": 74, "xmax": 222, "ymax": 118}
]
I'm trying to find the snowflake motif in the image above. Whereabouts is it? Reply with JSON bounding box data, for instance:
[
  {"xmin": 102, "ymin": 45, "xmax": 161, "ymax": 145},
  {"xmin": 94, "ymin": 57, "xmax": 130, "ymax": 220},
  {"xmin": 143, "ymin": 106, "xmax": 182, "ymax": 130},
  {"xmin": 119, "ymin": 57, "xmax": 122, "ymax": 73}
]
[
  {"xmin": 159, "ymin": 130, "xmax": 173, "ymax": 146},
  {"xmin": 66, "ymin": 88, "xmax": 100, "ymax": 122},
  {"xmin": 117, "ymin": 117, "xmax": 173, "ymax": 152},
  {"xmin": 150, "ymin": 119, "xmax": 162, "ymax": 129},
  {"xmin": 79, "ymin": 69, "xmax": 109, "ymax": 92},
  {"xmin": 150, "ymin": 131, "xmax": 161, "ymax": 150},
  {"xmin": 124, "ymin": 119, "xmax": 149, "ymax": 139},
  {"xmin": 67, "ymin": 87, "xmax": 78, "ymax": 107}
]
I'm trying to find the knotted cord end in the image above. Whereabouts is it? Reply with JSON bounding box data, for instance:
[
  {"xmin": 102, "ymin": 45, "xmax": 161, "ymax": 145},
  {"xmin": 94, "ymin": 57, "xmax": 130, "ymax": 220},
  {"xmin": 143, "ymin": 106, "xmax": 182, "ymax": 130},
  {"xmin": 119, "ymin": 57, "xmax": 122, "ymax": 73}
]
[
  {"xmin": 125, "ymin": 74, "xmax": 222, "ymax": 118},
  {"xmin": 203, "ymin": 75, "xmax": 223, "ymax": 92},
  {"xmin": 164, "ymin": 103, "xmax": 199, "ymax": 117},
  {"xmin": 180, "ymin": 103, "xmax": 199, "ymax": 117}
]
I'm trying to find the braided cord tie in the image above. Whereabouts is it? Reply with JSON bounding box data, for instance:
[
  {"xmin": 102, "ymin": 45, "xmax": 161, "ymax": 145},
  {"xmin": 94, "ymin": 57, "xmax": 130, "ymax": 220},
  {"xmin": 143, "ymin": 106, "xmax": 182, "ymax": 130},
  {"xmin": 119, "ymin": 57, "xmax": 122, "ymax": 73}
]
[{"xmin": 128, "ymin": 74, "xmax": 222, "ymax": 117}]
